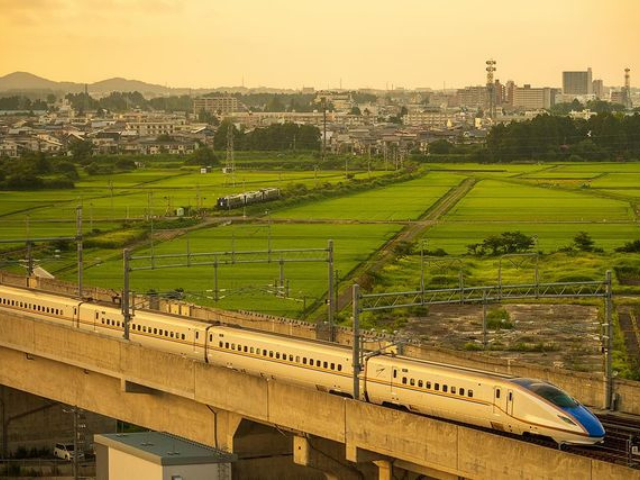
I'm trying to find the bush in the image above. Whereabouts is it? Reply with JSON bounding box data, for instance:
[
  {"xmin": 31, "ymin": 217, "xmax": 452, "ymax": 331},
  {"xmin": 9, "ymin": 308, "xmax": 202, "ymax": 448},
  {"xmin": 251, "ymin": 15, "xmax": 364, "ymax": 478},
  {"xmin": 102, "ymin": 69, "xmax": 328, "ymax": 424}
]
[{"xmin": 485, "ymin": 308, "xmax": 513, "ymax": 330}]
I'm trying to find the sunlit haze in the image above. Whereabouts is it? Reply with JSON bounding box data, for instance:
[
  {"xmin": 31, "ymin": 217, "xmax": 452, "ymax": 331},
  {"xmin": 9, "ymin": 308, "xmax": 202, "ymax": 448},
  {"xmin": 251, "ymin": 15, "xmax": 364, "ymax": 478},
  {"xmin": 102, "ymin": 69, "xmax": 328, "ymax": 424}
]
[{"xmin": 0, "ymin": 0, "xmax": 638, "ymax": 89}]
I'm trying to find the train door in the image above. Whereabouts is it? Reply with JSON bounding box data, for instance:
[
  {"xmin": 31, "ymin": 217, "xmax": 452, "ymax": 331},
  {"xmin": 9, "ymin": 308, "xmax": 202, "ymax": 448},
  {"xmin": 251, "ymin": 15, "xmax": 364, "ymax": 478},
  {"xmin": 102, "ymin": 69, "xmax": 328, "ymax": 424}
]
[
  {"xmin": 390, "ymin": 368, "xmax": 400, "ymax": 403},
  {"xmin": 506, "ymin": 389, "xmax": 514, "ymax": 416},
  {"xmin": 493, "ymin": 386, "xmax": 505, "ymax": 416}
]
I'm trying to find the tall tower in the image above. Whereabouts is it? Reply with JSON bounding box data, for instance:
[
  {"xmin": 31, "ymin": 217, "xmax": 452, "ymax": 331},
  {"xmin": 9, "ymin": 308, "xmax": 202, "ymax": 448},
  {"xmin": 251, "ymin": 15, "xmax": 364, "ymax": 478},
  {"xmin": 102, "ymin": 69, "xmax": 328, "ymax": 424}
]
[
  {"xmin": 624, "ymin": 68, "xmax": 632, "ymax": 109},
  {"xmin": 486, "ymin": 59, "xmax": 497, "ymax": 119}
]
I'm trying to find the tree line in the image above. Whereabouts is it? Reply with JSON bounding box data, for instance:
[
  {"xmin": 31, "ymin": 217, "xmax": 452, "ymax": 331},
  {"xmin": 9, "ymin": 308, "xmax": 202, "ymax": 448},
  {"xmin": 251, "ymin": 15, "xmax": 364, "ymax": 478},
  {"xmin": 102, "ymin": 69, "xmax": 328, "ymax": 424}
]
[
  {"xmin": 486, "ymin": 113, "xmax": 640, "ymax": 161},
  {"xmin": 212, "ymin": 120, "xmax": 321, "ymax": 151}
]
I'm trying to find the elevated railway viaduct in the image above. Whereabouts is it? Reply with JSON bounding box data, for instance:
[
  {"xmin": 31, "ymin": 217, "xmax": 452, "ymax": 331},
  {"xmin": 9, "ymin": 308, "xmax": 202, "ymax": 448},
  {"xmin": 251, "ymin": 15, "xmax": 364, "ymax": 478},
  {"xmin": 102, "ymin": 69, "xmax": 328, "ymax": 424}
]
[{"xmin": 1, "ymin": 306, "xmax": 639, "ymax": 479}]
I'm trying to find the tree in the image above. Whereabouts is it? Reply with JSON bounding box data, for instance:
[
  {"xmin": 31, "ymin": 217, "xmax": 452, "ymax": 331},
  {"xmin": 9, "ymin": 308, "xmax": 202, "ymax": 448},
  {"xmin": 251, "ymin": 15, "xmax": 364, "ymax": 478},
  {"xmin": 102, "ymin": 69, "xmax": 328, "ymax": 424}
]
[
  {"xmin": 573, "ymin": 232, "xmax": 595, "ymax": 252},
  {"xmin": 428, "ymin": 139, "xmax": 454, "ymax": 155},
  {"xmin": 350, "ymin": 106, "xmax": 362, "ymax": 116},
  {"xmin": 213, "ymin": 120, "xmax": 243, "ymax": 151},
  {"xmin": 191, "ymin": 146, "xmax": 219, "ymax": 165},
  {"xmin": 69, "ymin": 139, "xmax": 93, "ymax": 162}
]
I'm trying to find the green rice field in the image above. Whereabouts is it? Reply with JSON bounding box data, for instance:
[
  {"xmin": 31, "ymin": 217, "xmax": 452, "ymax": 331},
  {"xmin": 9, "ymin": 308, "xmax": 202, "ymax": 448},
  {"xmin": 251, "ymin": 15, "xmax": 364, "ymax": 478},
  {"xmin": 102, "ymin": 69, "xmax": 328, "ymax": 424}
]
[{"xmin": 273, "ymin": 172, "xmax": 463, "ymax": 221}]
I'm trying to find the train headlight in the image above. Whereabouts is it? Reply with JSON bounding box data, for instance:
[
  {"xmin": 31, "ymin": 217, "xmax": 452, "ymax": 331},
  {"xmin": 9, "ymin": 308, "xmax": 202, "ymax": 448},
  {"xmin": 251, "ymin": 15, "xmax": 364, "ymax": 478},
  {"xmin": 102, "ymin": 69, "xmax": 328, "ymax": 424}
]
[{"xmin": 558, "ymin": 415, "xmax": 577, "ymax": 426}]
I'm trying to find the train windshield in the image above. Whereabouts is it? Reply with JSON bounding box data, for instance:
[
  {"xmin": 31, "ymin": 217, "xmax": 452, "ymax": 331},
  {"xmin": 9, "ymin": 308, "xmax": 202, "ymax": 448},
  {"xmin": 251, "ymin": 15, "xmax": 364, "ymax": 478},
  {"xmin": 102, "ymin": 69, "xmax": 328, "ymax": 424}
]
[{"xmin": 512, "ymin": 379, "xmax": 578, "ymax": 408}]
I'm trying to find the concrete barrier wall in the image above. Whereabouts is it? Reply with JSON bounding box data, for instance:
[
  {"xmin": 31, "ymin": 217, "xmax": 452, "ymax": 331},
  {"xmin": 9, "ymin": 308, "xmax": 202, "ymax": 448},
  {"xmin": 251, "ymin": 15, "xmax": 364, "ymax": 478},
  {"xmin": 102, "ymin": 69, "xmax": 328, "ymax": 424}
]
[{"xmin": 1, "ymin": 313, "xmax": 639, "ymax": 479}]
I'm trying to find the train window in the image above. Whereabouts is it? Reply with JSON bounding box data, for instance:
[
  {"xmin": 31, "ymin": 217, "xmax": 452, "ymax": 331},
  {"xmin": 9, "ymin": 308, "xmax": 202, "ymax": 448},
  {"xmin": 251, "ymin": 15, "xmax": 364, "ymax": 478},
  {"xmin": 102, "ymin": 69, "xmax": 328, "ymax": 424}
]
[
  {"xmin": 244, "ymin": 346, "xmax": 248, "ymax": 353},
  {"xmin": 303, "ymin": 358, "xmax": 307, "ymax": 365},
  {"xmin": 468, "ymin": 390, "xmax": 474, "ymax": 398},
  {"xmin": 250, "ymin": 347, "xmax": 255, "ymax": 354},
  {"xmin": 101, "ymin": 319, "xmax": 105, "ymax": 324},
  {"xmin": 460, "ymin": 388, "xmax": 465, "ymax": 396},
  {"xmin": 182, "ymin": 334, "xmax": 186, "ymax": 341},
  {"xmin": 276, "ymin": 353, "xmax": 280, "ymax": 359},
  {"xmin": 209, "ymin": 334, "xmax": 213, "ymax": 341},
  {"xmin": 402, "ymin": 377, "xmax": 407, "ymax": 385},
  {"xmin": 426, "ymin": 381, "xmax": 431, "ymax": 389},
  {"xmin": 451, "ymin": 387, "xmax": 456, "ymax": 394},
  {"xmin": 219, "ymin": 341, "xmax": 223, "ymax": 347},
  {"xmin": 269, "ymin": 351, "xmax": 274, "ymax": 358},
  {"xmin": 435, "ymin": 383, "xmax": 440, "ymax": 391},
  {"xmin": 443, "ymin": 385, "xmax": 448, "ymax": 393},
  {"xmin": 289, "ymin": 355, "xmax": 293, "ymax": 362},
  {"xmin": 117, "ymin": 322, "xmax": 121, "ymax": 328},
  {"xmin": 142, "ymin": 326, "xmax": 146, "ymax": 332},
  {"xmin": 196, "ymin": 332, "xmax": 199, "ymax": 339},
  {"xmin": 508, "ymin": 392, "xmax": 513, "ymax": 401},
  {"xmin": 225, "ymin": 342, "xmax": 229, "ymax": 348},
  {"xmin": 331, "ymin": 363, "xmax": 335, "ymax": 370},
  {"xmin": 107, "ymin": 319, "xmax": 111, "ymax": 325},
  {"xmin": 495, "ymin": 389, "xmax": 501, "ymax": 399},
  {"xmin": 338, "ymin": 365, "xmax": 342, "ymax": 372},
  {"xmin": 410, "ymin": 379, "xmax": 415, "ymax": 386},
  {"xmin": 393, "ymin": 370, "xmax": 397, "ymax": 378},
  {"xmin": 231, "ymin": 343, "xmax": 236, "ymax": 350},
  {"xmin": 153, "ymin": 328, "xmax": 157, "ymax": 335},
  {"xmin": 296, "ymin": 356, "xmax": 300, "ymax": 363},
  {"xmin": 323, "ymin": 361, "xmax": 328, "ymax": 369},
  {"xmin": 418, "ymin": 380, "xmax": 423, "ymax": 388},
  {"xmin": 170, "ymin": 332, "xmax": 174, "ymax": 338}
]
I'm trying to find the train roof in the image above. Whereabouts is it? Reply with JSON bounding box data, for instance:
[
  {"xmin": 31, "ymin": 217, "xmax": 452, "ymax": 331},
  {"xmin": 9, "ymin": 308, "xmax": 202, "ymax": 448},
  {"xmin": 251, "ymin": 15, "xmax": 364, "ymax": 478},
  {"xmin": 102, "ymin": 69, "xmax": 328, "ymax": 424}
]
[{"xmin": 370, "ymin": 353, "xmax": 515, "ymax": 381}]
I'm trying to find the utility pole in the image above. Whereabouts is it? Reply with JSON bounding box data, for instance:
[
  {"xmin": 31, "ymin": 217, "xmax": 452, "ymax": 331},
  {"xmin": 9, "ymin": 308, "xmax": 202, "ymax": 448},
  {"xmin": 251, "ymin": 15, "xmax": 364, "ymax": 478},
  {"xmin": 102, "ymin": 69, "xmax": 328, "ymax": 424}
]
[
  {"xmin": 76, "ymin": 206, "xmax": 83, "ymax": 298},
  {"xmin": 226, "ymin": 122, "xmax": 236, "ymax": 186},
  {"xmin": 321, "ymin": 97, "xmax": 327, "ymax": 161}
]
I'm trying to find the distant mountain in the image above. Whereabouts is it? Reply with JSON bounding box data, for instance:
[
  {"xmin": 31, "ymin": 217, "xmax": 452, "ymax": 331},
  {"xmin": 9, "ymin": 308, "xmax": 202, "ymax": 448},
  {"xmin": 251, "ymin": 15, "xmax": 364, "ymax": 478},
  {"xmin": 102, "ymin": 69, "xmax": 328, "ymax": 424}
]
[
  {"xmin": 0, "ymin": 72, "xmax": 83, "ymax": 93},
  {"xmin": 0, "ymin": 72, "xmax": 299, "ymax": 96},
  {"xmin": 88, "ymin": 77, "xmax": 172, "ymax": 95},
  {"xmin": 0, "ymin": 72, "xmax": 177, "ymax": 95}
]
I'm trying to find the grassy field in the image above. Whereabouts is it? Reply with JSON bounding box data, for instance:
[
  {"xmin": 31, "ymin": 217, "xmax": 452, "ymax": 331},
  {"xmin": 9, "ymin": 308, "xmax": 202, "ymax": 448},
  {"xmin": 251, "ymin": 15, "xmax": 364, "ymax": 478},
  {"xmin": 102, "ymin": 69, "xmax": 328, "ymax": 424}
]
[
  {"xmin": 57, "ymin": 222, "xmax": 402, "ymax": 318},
  {"xmin": 0, "ymin": 168, "xmax": 394, "ymax": 239},
  {"xmin": 421, "ymin": 222, "xmax": 640, "ymax": 254},
  {"xmin": 4, "ymin": 160, "xmax": 640, "ymax": 319},
  {"xmin": 273, "ymin": 172, "xmax": 463, "ymax": 221},
  {"xmin": 445, "ymin": 179, "xmax": 634, "ymax": 223}
]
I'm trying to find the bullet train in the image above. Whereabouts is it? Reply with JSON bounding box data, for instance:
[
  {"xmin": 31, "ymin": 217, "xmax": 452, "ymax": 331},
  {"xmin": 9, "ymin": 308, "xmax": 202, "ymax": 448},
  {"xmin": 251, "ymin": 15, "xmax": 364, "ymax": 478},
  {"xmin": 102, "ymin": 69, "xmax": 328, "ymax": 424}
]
[{"xmin": 0, "ymin": 283, "xmax": 605, "ymax": 445}]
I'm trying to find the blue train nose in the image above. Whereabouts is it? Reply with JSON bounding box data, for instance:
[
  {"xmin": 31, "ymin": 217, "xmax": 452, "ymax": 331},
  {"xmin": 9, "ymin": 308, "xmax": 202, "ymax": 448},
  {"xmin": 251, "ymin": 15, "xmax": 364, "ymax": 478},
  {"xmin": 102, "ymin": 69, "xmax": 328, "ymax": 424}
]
[{"xmin": 564, "ymin": 406, "xmax": 605, "ymax": 438}]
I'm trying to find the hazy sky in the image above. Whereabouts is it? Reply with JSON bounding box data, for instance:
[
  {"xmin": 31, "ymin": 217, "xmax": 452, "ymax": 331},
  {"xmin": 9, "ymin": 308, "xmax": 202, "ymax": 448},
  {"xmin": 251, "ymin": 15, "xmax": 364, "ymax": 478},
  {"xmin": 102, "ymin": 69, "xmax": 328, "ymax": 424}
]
[{"xmin": 1, "ymin": 0, "xmax": 638, "ymax": 90}]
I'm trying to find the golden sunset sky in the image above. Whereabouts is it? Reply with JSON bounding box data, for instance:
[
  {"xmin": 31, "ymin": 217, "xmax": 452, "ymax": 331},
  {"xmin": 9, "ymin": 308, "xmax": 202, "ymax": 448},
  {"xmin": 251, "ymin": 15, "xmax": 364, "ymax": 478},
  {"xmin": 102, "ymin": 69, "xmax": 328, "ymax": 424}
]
[{"xmin": 1, "ymin": 0, "xmax": 638, "ymax": 89}]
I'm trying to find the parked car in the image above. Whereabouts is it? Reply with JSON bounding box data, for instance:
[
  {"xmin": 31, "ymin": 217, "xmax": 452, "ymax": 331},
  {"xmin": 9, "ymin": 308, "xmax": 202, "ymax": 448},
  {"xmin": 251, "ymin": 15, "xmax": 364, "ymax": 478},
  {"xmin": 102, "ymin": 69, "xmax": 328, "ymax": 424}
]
[{"xmin": 53, "ymin": 443, "xmax": 84, "ymax": 461}]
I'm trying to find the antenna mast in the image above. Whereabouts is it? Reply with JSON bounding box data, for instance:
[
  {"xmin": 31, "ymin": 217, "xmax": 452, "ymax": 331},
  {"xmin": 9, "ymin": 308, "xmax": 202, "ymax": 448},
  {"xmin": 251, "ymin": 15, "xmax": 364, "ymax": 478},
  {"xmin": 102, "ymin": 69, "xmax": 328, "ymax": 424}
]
[
  {"xmin": 624, "ymin": 68, "xmax": 632, "ymax": 109},
  {"xmin": 486, "ymin": 59, "xmax": 497, "ymax": 120}
]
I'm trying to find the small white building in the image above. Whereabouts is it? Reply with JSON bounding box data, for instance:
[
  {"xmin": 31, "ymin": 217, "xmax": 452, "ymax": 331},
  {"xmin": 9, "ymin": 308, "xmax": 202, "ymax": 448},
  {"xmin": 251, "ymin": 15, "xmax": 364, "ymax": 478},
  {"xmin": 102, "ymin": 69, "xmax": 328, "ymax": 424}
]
[{"xmin": 95, "ymin": 432, "xmax": 235, "ymax": 480}]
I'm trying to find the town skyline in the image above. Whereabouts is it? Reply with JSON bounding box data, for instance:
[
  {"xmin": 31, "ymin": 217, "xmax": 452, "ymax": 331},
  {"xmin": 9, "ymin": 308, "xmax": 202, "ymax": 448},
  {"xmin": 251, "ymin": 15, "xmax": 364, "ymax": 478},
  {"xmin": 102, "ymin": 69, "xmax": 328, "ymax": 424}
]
[{"xmin": 0, "ymin": 0, "xmax": 638, "ymax": 91}]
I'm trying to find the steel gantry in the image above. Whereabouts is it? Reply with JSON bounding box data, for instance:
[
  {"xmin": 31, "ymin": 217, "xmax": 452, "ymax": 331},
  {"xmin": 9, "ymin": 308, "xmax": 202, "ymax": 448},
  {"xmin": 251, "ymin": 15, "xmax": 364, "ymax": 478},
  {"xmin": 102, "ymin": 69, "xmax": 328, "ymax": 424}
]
[
  {"xmin": 352, "ymin": 272, "xmax": 614, "ymax": 408},
  {"xmin": 121, "ymin": 240, "xmax": 336, "ymax": 341}
]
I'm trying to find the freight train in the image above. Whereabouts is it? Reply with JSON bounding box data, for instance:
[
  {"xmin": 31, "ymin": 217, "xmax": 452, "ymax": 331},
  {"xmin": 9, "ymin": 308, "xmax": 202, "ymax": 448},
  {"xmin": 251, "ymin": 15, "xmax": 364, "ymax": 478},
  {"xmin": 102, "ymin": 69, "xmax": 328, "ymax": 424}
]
[{"xmin": 0, "ymin": 284, "xmax": 605, "ymax": 445}]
